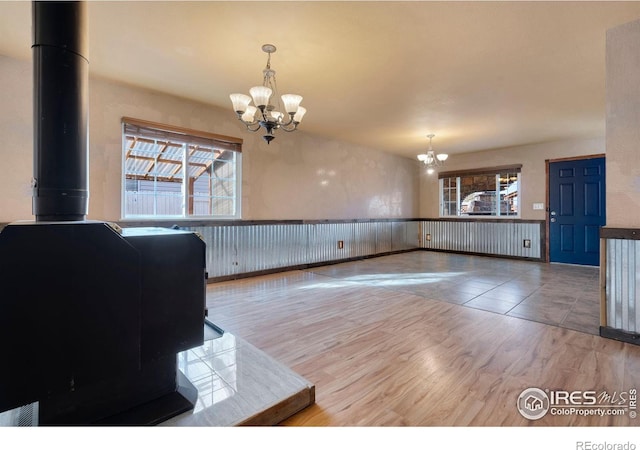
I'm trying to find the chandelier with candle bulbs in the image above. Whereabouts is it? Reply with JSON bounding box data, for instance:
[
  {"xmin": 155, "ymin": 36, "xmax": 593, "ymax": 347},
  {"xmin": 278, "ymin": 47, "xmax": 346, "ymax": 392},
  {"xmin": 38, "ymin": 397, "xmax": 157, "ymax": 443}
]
[
  {"xmin": 417, "ymin": 134, "xmax": 448, "ymax": 175},
  {"xmin": 229, "ymin": 44, "xmax": 306, "ymax": 144}
]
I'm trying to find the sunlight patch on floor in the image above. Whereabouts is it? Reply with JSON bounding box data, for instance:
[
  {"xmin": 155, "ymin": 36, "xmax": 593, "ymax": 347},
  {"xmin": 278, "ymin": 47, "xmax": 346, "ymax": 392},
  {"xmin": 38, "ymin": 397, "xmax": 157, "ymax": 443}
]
[{"xmin": 297, "ymin": 272, "xmax": 464, "ymax": 289}]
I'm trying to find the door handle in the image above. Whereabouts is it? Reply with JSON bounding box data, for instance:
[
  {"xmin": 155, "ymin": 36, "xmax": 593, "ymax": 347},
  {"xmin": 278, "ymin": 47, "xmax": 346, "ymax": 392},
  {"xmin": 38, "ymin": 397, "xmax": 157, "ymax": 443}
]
[
  {"xmin": 550, "ymin": 211, "xmax": 557, "ymax": 216},
  {"xmin": 551, "ymin": 218, "xmax": 556, "ymax": 222}
]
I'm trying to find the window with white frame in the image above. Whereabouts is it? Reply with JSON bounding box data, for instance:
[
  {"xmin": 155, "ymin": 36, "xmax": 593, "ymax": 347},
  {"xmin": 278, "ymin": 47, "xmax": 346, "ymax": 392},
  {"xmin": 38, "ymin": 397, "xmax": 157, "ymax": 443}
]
[
  {"xmin": 439, "ymin": 166, "xmax": 521, "ymax": 217},
  {"xmin": 122, "ymin": 118, "xmax": 242, "ymax": 219}
]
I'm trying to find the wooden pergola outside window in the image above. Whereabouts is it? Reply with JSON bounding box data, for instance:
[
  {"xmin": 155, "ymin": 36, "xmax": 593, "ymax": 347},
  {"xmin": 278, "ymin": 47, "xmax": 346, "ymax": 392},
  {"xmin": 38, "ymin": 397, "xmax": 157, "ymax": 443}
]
[{"xmin": 122, "ymin": 118, "xmax": 242, "ymax": 218}]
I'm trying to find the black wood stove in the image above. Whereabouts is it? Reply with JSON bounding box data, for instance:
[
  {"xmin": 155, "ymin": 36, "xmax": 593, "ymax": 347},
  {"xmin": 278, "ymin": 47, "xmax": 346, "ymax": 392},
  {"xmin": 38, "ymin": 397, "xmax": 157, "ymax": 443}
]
[{"xmin": 0, "ymin": 1, "xmax": 205, "ymax": 425}]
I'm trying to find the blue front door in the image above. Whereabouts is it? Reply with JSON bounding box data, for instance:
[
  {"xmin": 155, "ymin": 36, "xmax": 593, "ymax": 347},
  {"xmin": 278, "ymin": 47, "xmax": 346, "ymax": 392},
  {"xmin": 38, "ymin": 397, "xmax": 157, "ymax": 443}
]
[{"xmin": 549, "ymin": 157, "xmax": 606, "ymax": 266}]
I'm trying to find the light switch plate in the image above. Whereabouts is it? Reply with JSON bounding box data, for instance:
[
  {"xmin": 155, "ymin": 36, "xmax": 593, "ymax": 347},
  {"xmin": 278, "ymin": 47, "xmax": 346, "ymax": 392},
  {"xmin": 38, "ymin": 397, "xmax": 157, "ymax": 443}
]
[{"xmin": 533, "ymin": 203, "xmax": 545, "ymax": 210}]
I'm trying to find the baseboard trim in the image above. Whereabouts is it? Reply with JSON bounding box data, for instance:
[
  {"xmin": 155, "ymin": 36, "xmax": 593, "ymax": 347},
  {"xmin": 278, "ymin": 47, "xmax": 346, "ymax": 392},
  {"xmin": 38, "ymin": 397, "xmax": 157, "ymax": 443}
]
[
  {"xmin": 600, "ymin": 326, "xmax": 640, "ymax": 346},
  {"xmin": 207, "ymin": 248, "xmax": 419, "ymax": 283},
  {"xmin": 419, "ymin": 247, "xmax": 545, "ymax": 263}
]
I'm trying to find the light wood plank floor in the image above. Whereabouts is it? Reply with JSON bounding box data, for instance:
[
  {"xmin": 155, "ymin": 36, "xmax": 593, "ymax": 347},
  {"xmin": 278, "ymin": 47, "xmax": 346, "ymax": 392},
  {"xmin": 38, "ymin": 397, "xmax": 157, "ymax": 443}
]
[{"xmin": 205, "ymin": 251, "xmax": 640, "ymax": 426}]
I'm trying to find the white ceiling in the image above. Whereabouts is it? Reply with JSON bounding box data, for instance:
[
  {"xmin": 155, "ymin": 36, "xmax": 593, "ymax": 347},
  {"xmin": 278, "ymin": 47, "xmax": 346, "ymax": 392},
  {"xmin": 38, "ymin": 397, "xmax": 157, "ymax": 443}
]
[{"xmin": 2, "ymin": 1, "xmax": 640, "ymax": 158}]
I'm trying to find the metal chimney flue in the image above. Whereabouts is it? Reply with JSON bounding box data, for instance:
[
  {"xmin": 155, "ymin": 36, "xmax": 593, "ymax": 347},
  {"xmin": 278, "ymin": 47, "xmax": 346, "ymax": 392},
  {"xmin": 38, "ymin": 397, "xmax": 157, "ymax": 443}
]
[{"xmin": 32, "ymin": 1, "xmax": 89, "ymax": 221}]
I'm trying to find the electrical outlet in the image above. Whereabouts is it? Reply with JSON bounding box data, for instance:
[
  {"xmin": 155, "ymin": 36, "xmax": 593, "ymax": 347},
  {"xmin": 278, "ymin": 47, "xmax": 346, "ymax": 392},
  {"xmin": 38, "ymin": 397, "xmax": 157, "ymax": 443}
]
[
  {"xmin": 523, "ymin": 239, "xmax": 531, "ymax": 248},
  {"xmin": 338, "ymin": 240, "xmax": 344, "ymax": 249},
  {"xmin": 426, "ymin": 234, "xmax": 432, "ymax": 242}
]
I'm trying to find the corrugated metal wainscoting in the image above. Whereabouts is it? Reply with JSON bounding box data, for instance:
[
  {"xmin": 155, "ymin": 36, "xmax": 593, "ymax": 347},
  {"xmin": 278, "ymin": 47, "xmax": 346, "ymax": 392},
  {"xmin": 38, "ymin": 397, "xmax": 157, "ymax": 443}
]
[
  {"xmin": 419, "ymin": 219, "xmax": 544, "ymax": 260},
  {"xmin": 601, "ymin": 229, "xmax": 640, "ymax": 341},
  {"xmin": 115, "ymin": 218, "xmax": 546, "ymax": 281},
  {"xmin": 183, "ymin": 220, "xmax": 420, "ymax": 279}
]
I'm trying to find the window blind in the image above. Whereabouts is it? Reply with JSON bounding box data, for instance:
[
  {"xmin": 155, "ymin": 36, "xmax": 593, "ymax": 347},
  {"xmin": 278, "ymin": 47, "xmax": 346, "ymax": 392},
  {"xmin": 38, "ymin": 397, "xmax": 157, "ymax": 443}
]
[
  {"xmin": 438, "ymin": 164, "xmax": 522, "ymax": 179},
  {"xmin": 122, "ymin": 117, "xmax": 242, "ymax": 153}
]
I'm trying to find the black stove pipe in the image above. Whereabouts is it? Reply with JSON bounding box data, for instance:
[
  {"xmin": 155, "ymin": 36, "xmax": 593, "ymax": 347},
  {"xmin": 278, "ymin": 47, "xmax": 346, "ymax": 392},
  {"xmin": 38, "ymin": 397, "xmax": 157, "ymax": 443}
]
[{"xmin": 32, "ymin": 1, "xmax": 89, "ymax": 221}]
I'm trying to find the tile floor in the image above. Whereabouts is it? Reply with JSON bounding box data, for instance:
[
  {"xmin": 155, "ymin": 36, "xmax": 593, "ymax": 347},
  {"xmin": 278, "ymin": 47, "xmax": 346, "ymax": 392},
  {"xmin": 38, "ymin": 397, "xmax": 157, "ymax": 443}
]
[
  {"xmin": 304, "ymin": 251, "xmax": 601, "ymax": 335},
  {"xmin": 163, "ymin": 330, "xmax": 314, "ymax": 426},
  {"xmin": 0, "ymin": 328, "xmax": 314, "ymax": 427}
]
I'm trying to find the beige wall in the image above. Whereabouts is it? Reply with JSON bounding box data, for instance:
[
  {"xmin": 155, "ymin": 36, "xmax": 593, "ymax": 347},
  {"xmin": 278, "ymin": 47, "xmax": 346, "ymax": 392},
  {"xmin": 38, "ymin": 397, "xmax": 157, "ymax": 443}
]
[
  {"xmin": 606, "ymin": 19, "xmax": 640, "ymax": 228},
  {"xmin": 418, "ymin": 137, "xmax": 606, "ymax": 220},
  {"xmin": 0, "ymin": 56, "xmax": 33, "ymax": 221},
  {"xmin": 1, "ymin": 51, "xmax": 612, "ymax": 225},
  {"xmin": 0, "ymin": 55, "xmax": 419, "ymax": 223}
]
